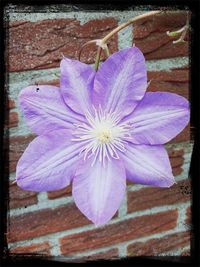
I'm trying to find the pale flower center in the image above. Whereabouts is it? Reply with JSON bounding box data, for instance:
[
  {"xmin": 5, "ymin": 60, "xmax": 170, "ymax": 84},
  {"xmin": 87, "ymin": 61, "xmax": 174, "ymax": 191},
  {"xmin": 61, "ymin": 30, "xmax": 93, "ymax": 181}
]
[
  {"xmin": 96, "ymin": 130, "xmax": 112, "ymax": 144},
  {"xmin": 72, "ymin": 106, "xmax": 132, "ymax": 166}
]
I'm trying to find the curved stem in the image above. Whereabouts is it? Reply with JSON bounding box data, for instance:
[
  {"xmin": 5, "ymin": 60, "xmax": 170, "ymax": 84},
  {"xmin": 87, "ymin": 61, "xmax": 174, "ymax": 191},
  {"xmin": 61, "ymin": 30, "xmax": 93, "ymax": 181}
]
[
  {"xmin": 94, "ymin": 10, "xmax": 161, "ymax": 70},
  {"xmin": 78, "ymin": 39, "xmax": 99, "ymax": 61},
  {"xmin": 77, "ymin": 11, "xmax": 161, "ymax": 70},
  {"xmin": 102, "ymin": 10, "xmax": 161, "ymax": 43}
]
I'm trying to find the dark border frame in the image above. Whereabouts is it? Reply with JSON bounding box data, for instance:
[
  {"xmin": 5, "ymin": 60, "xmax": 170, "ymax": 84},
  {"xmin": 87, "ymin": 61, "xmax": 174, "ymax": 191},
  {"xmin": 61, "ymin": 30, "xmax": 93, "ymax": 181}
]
[{"xmin": 1, "ymin": 0, "xmax": 200, "ymax": 266}]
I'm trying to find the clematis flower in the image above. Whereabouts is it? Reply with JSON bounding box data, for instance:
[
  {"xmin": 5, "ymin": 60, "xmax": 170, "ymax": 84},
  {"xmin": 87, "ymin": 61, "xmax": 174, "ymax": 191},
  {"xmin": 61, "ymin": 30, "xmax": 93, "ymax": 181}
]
[{"xmin": 16, "ymin": 47, "xmax": 190, "ymax": 225}]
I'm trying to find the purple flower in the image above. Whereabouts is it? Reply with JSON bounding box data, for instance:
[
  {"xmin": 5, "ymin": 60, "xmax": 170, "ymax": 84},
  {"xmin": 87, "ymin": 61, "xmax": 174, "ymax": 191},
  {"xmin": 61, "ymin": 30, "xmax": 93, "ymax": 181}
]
[{"xmin": 16, "ymin": 47, "xmax": 190, "ymax": 225}]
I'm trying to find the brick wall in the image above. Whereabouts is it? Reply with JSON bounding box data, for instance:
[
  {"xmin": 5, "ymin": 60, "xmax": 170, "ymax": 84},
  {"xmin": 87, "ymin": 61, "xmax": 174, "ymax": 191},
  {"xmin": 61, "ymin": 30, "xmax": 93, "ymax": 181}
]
[{"xmin": 5, "ymin": 6, "xmax": 192, "ymax": 262}]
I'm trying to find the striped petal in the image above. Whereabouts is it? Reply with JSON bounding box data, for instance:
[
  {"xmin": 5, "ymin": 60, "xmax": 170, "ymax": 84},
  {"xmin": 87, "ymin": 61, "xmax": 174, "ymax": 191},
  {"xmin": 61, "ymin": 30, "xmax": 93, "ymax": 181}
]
[
  {"xmin": 19, "ymin": 85, "xmax": 84, "ymax": 135},
  {"xmin": 16, "ymin": 129, "xmax": 83, "ymax": 192},
  {"xmin": 73, "ymin": 157, "xmax": 126, "ymax": 225},
  {"xmin": 125, "ymin": 92, "xmax": 190, "ymax": 145},
  {"xmin": 92, "ymin": 47, "xmax": 147, "ymax": 118}
]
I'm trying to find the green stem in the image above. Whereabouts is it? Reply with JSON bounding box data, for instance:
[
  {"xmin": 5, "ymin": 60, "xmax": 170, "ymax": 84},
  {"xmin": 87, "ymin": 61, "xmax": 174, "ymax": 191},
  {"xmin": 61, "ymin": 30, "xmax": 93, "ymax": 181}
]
[
  {"xmin": 104, "ymin": 45, "xmax": 110, "ymax": 57},
  {"xmin": 94, "ymin": 46, "xmax": 102, "ymax": 71}
]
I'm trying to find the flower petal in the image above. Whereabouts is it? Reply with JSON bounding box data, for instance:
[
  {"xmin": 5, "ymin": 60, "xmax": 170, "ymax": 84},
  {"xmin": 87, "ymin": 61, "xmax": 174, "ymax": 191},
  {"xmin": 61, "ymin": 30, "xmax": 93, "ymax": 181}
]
[
  {"xmin": 120, "ymin": 143, "xmax": 175, "ymax": 187},
  {"xmin": 125, "ymin": 92, "xmax": 190, "ymax": 145},
  {"xmin": 93, "ymin": 47, "xmax": 147, "ymax": 118},
  {"xmin": 19, "ymin": 85, "xmax": 85, "ymax": 135},
  {"xmin": 16, "ymin": 129, "xmax": 83, "ymax": 192},
  {"xmin": 72, "ymin": 158, "xmax": 126, "ymax": 225},
  {"xmin": 60, "ymin": 57, "xmax": 95, "ymax": 115}
]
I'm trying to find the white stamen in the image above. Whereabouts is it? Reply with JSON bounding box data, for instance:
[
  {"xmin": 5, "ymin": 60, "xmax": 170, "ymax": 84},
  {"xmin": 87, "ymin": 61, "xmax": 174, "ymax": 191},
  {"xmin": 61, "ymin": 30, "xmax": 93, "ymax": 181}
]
[{"xmin": 72, "ymin": 107, "xmax": 132, "ymax": 166}]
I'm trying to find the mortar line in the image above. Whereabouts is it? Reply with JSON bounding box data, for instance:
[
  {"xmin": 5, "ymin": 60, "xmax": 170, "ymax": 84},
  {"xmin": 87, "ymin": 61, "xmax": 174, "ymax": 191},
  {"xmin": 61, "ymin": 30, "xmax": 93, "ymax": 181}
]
[
  {"xmin": 49, "ymin": 238, "xmax": 61, "ymax": 257},
  {"xmin": 7, "ymin": 10, "xmax": 148, "ymax": 24},
  {"xmin": 9, "ymin": 196, "xmax": 73, "ymax": 217}
]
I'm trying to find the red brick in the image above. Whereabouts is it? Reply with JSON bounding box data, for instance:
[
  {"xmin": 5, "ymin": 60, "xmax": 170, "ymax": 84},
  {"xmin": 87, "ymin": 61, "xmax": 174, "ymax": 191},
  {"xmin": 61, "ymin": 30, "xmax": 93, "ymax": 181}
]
[
  {"xmin": 9, "ymin": 20, "xmax": 28, "ymax": 28},
  {"xmin": 148, "ymin": 70, "xmax": 189, "ymax": 83},
  {"xmin": 147, "ymin": 81, "xmax": 189, "ymax": 100},
  {"xmin": 5, "ymin": 112, "xmax": 18, "ymax": 128},
  {"xmin": 127, "ymin": 231, "xmax": 190, "ymax": 256},
  {"xmin": 168, "ymin": 149, "xmax": 184, "ymax": 176},
  {"xmin": 47, "ymin": 185, "xmax": 72, "ymax": 199},
  {"xmin": 9, "ymin": 241, "xmax": 51, "ymax": 256},
  {"xmin": 186, "ymin": 206, "xmax": 191, "ymax": 223},
  {"xmin": 8, "ymin": 98, "xmax": 16, "ymax": 109},
  {"xmin": 73, "ymin": 248, "xmax": 119, "ymax": 262},
  {"xmin": 147, "ymin": 70, "xmax": 189, "ymax": 102},
  {"xmin": 128, "ymin": 180, "xmax": 191, "ymax": 214},
  {"xmin": 167, "ymin": 149, "xmax": 184, "ymax": 158},
  {"xmin": 133, "ymin": 12, "xmax": 189, "ymax": 59},
  {"xmin": 185, "ymin": 206, "xmax": 191, "ymax": 226},
  {"xmin": 9, "ymin": 181, "xmax": 38, "ymax": 209},
  {"xmin": 7, "ymin": 203, "xmax": 91, "ymax": 242},
  {"xmin": 37, "ymin": 79, "xmax": 59, "ymax": 87},
  {"xmin": 172, "ymin": 167, "xmax": 183, "ymax": 176},
  {"xmin": 60, "ymin": 209, "xmax": 178, "ymax": 255},
  {"xmin": 9, "ymin": 135, "xmax": 35, "ymax": 173},
  {"xmin": 170, "ymin": 156, "xmax": 183, "ymax": 169},
  {"xmin": 9, "ymin": 18, "xmax": 118, "ymax": 72}
]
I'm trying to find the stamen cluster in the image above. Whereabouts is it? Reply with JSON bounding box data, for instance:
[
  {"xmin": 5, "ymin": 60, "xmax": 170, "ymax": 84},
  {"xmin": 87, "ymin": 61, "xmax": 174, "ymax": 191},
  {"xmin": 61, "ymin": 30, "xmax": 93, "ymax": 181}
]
[{"xmin": 72, "ymin": 106, "xmax": 132, "ymax": 166}]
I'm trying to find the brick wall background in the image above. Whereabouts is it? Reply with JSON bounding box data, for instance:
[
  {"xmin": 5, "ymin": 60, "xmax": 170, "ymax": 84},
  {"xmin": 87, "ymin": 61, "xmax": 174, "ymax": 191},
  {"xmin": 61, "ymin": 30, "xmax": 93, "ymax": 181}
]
[{"xmin": 5, "ymin": 5, "xmax": 193, "ymax": 262}]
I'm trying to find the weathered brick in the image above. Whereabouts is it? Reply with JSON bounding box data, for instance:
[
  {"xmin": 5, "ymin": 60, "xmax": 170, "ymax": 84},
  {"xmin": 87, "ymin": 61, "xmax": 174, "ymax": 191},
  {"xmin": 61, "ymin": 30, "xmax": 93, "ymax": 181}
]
[
  {"xmin": 9, "ymin": 181, "xmax": 38, "ymax": 209},
  {"xmin": 127, "ymin": 231, "xmax": 191, "ymax": 256},
  {"xmin": 170, "ymin": 156, "xmax": 183, "ymax": 169},
  {"xmin": 147, "ymin": 80, "xmax": 189, "ymax": 100},
  {"xmin": 73, "ymin": 248, "xmax": 119, "ymax": 262},
  {"xmin": 5, "ymin": 112, "xmax": 19, "ymax": 128},
  {"xmin": 8, "ymin": 98, "xmax": 16, "ymax": 109},
  {"xmin": 47, "ymin": 185, "xmax": 72, "ymax": 199},
  {"xmin": 172, "ymin": 167, "xmax": 183, "ymax": 176},
  {"xmin": 37, "ymin": 79, "xmax": 59, "ymax": 87},
  {"xmin": 148, "ymin": 70, "xmax": 189, "ymax": 83},
  {"xmin": 60, "ymin": 209, "xmax": 178, "ymax": 255},
  {"xmin": 8, "ymin": 203, "xmax": 91, "ymax": 242},
  {"xmin": 133, "ymin": 12, "xmax": 189, "ymax": 59},
  {"xmin": 9, "ymin": 135, "xmax": 35, "ymax": 173},
  {"xmin": 9, "ymin": 20, "xmax": 28, "ymax": 28},
  {"xmin": 9, "ymin": 241, "xmax": 51, "ymax": 256},
  {"xmin": 9, "ymin": 18, "xmax": 118, "ymax": 72},
  {"xmin": 167, "ymin": 149, "xmax": 184, "ymax": 158},
  {"xmin": 168, "ymin": 149, "xmax": 184, "ymax": 176},
  {"xmin": 127, "ymin": 180, "xmax": 191, "ymax": 214},
  {"xmin": 185, "ymin": 206, "xmax": 191, "ymax": 226}
]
